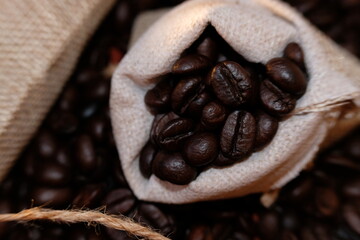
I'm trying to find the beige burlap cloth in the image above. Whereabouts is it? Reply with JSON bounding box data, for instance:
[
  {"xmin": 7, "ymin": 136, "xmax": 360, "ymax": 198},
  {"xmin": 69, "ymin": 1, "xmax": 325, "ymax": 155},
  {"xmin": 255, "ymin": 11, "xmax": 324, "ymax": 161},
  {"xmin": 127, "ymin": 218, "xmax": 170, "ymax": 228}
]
[
  {"xmin": 0, "ymin": 0, "xmax": 115, "ymax": 182},
  {"xmin": 110, "ymin": 0, "xmax": 360, "ymax": 204}
]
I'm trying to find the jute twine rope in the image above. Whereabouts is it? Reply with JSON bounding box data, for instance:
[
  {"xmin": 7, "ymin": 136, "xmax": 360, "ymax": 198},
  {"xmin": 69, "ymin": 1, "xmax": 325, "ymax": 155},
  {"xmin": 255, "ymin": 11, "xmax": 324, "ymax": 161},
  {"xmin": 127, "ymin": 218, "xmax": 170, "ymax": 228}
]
[{"xmin": 0, "ymin": 207, "xmax": 170, "ymax": 240}]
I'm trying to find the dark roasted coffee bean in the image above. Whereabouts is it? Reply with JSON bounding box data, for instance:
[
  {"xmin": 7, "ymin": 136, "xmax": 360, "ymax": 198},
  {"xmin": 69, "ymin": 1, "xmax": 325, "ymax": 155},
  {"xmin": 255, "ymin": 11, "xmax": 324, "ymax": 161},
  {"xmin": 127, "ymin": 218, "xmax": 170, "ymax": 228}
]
[
  {"xmin": 86, "ymin": 115, "xmax": 107, "ymax": 142},
  {"xmin": 76, "ymin": 68, "xmax": 101, "ymax": 86},
  {"xmin": 260, "ymin": 79, "xmax": 296, "ymax": 116},
  {"xmin": 220, "ymin": 110, "xmax": 256, "ymax": 159},
  {"xmin": 135, "ymin": 203, "xmax": 176, "ymax": 236},
  {"xmin": 183, "ymin": 132, "xmax": 218, "ymax": 167},
  {"xmin": 315, "ymin": 187, "xmax": 339, "ymax": 216},
  {"xmin": 266, "ymin": 57, "xmax": 307, "ymax": 97},
  {"xmin": 342, "ymin": 178, "xmax": 360, "ymax": 198},
  {"xmin": 72, "ymin": 183, "xmax": 106, "ymax": 208},
  {"xmin": 59, "ymin": 85, "xmax": 78, "ymax": 112},
  {"xmin": 258, "ymin": 211, "xmax": 280, "ymax": 240},
  {"xmin": 343, "ymin": 135, "xmax": 360, "ymax": 160},
  {"xmin": 49, "ymin": 110, "xmax": 78, "ymax": 135},
  {"xmin": 343, "ymin": 203, "xmax": 360, "ymax": 235},
  {"xmin": 114, "ymin": 0, "xmax": 136, "ymax": 32},
  {"xmin": 85, "ymin": 78, "xmax": 110, "ymax": 101},
  {"xmin": 103, "ymin": 188, "xmax": 136, "ymax": 215},
  {"xmin": 171, "ymin": 76, "xmax": 204, "ymax": 114},
  {"xmin": 158, "ymin": 118, "xmax": 194, "ymax": 151},
  {"xmin": 186, "ymin": 224, "xmax": 213, "ymax": 240},
  {"xmin": 254, "ymin": 111, "xmax": 279, "ymax": 149},
  {"xmin": 201, "ymin": 101, "xmax": 227, "ymax": 130},
  {"xmin": 75, "ymin": 134, "xmax": 97, "ymax": 173},
  {"xmin": 145, "ymin": 79, "xmax": 174, "ymax": 114},
  {"xmin": 282, "ymin": 211, "xmax": 300, "ymax": 231},
  {"xmin": 150, "ymin": 112, "xmax": 179, "ymax": 145},
  {"xmin": 139, "ymin": 141, "xmax": 157, "ymax": 178},
  {"xmin": 36, "ymin": 130, "xmax": 58, "ymax": 159},
  {"xmin": 196, "ymin": 37, "xmax": 219, "ymax": 62},
  {"xmin": 32, "ymin": 187, "xmax": 73, "ymax": 207},
  {"xmin": 209, "ymin": 61, "xmax": 255, "ymax": 107},
  {"xmin": 35, "ymin": 162, "xmax": 72, "ymax": 187},
  {"xmin": 284, "ymin": 43, "xmax": 305, "ymax": 69},
  {"xmin": 213, "ymin": 152, "xmax": 236, "ymax": 166},
  {"xmin": 172, "ymin": 54, "xmax": 212, "ymax": 75},
  {"xmin": 285, "ymin": 177, "xmax": 314, "ymax": 202},
  {"xmin": 152, "ymin": 151, "xmax": 197, "ymax": 185},
  {"xmin": 113, "ymin": 160, "xmax": 128, "ymax": 187},
  {"xmin": 186, "ymin": 91, "xmax": 212, "ymax": 118}
]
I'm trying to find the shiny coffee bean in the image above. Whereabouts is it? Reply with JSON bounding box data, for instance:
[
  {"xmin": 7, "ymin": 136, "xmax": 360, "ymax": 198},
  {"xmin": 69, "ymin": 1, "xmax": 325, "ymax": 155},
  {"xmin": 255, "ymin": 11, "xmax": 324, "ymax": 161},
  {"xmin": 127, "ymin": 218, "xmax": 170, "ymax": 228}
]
[
  {"xmin": 186, "ymin": 90, "xmax": 212, "ymax": 118},
  {"xmin": 86, "ymin": 115, "xmax": 108, "ymax": 142},
  {"xmin": 201, "ymin": 101, "xmax": 227, "ymax": 130},
  {"xmin": 254, "ymin": 111, "xmax": 279, "ymax": 149},
  {"xmin": 103, "ymin": 188, "xmax": 136, "ymax": 215},
  {"xmin": 183, "ymin": 132, "xmax": 218, "ymax": 166},
  {"xmin": 139, "ymin": 141, "xmax": 157, "ymax": 178},
  {"xmin": 150, "ymin": 112, "xmax": 179, "ymax": 145},
  {"xmin": 260, "ymin": 79, "xmax": 296, "ymax": 116},
  {"xmin": 171, "ymin": 76, "xmax": 204, "ymax": 114},
  {"xmin": 35, "ymin": 162, "xmax": 72, "ymax": 187},
  {"xmin": 31, "ymin": 187, "xmax": 73, "ymax": 207},
  {"xmin": 145, "ymin": 78, "xmax": 174, "ymax": 114},
  {"xmin": 209, "ymin": 61, "xmax": 255, "ymax": 107},
  {"xmin": 196, "ymin": 37, "xmax": 219, "ymax": 62},
  {"xmin": 72, "ymin": 183, "xmax": 106, "ymax": 208},
  {"xmin": 152, "ymin": 151, "xmax": 197, "ymax": 185},
  {"xmin": 158, "ymin": 118, "xmax": 194, "ymax": 151},
  {"xmin": 75, "ymin": 134, "xmax": 97, "ymax": 173},
  {"xmin": 266, "ymin": 57, "xmax": 307, "ymax": 97},
  {"xmin": 220, "ymin": 111, "xmax": 256, "ymax": 159},
  {"xmin": 315, "ymin": 187, "xmax": 339, "ymax": 216},
  {"xmin": 172, "ymin": 54, "xmax": 212, "ymax": 75},
  {"xmin": 284, "ymin": 42, "xmax": 305, "ymax": 69}
]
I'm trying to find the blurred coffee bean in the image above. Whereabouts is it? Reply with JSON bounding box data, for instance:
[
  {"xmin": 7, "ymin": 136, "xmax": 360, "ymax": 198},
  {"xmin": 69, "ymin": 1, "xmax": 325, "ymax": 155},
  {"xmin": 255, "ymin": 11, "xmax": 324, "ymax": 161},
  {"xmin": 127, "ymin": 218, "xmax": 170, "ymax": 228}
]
[
  {"xmin": 145, "ymin": 78, "xmax": 174, "ymax": 114},
  {"xmin": 114, "ymin": 0, "xmax": 136, "ymax": 32},
  {"xmin": 183, "ymin": 132, "xmax": 219, "ymax": 166},
  {"xmin": 139, "ymin": 141, "xmax": 157, "ymax": 178},
  {"xmin": 172, "ymin": 54, "xmax": 212, "ymax": 75},
  {"xmin": 86, "ymin": 115, "xmax": 108, "ymax": 142},
  {"xmin": 75, "ymin": 69, "xmax": 102, "ymax": 86},
  {"xmin": 49, "ymin": 110, "xmax": 78, "ymax": 135},
  {"xmin": 209, "ymin": 61, "xmax": 255, "ymax": 107},
  {"xmin": 59, "ymin": 85, "xmax": 78, "ymax": 112},
  {"xmin": 152, "ymin": 151, "xmax": 197, "ymax": 185},
  {"xmin": 213, "ymin": 152, "xmax": 236, "ymax": 166},
  {"xmin": 103, "ymin": 188, "xmax": 136, "ymax": 215},
  {"xmin": 343, "ymin": 203, "xmax": 360, "ymax": 235},
  {"xmin": 85, "ymin": 78, "xmax": 110, "ymax": 101},
  {"xmin": 315, "ymin": 187, "xmax": 339, "ymax": 216},
  {"xmin": 72, "ymin": 183, "xmax": 106, "ymax": 208},
  {"xmin": 35, "ymin": 162, "xmax": 72, "ymax": 187},
  {"xmin": 258, "ymin": 211, "xmax": 280, "ymax": 240},
  {"xmin": 186, "ymin": 224, "xmax": 214, "ymax": 240},
  {"xmin": 75, "ymin": 134, "xmax": 97, "ymax": 173},
  {"xmin": 31, "ymin": 187, "xmax": 73, "ymax": 207},
  {"xmin": 36, "ymin": 130, "xmax": 58, "ymax": 159},
  {"xmin": 342, "ymin": 178, "xmax": 360, "ymax": 198},
  {"xmin": 343, "ymin": 135, "xmax": 360, "ymax": 160}
]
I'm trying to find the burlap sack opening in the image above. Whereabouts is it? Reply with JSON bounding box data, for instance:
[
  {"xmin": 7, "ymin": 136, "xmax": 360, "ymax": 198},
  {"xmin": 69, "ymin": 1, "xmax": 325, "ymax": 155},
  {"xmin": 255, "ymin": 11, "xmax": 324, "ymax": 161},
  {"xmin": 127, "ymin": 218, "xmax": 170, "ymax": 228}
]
[{"xmin": 110, "ymin": 0, "xmax": 360, "ymax": 204}]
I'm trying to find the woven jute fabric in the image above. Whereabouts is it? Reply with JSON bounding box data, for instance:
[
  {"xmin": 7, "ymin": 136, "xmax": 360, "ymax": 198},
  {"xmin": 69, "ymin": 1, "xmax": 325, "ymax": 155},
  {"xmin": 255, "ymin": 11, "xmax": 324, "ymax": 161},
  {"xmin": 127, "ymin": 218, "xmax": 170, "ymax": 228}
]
[
  {"xmin": 110, "ymin": 0, "xmax": 360, "ymax": 204},
  {"xmin": 0, "ymin": 0, "xmax": 115, "ymax": 182}
]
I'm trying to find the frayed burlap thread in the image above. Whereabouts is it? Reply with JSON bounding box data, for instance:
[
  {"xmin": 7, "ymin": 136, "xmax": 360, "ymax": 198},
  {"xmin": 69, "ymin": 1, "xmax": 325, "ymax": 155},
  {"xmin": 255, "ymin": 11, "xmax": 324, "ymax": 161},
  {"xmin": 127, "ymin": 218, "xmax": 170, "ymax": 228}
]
[
  {"xmin": 0, "ymin": 0, "xmax": 115, "ymax": 182},
  {"xmin": 0, "ymin": 207, "xmax": 170, "ymax": 240}
]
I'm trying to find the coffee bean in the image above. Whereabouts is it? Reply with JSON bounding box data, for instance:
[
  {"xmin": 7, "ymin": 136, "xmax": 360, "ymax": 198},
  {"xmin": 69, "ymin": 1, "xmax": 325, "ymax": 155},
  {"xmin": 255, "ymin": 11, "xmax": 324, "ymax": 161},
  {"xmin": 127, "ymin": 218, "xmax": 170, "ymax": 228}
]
[
  {"xmin": 315, "ymin": 187, "xmax": 339, "ymax": 216},
  {"xmin": 75, "ymin": 134, "xmax": 97, "ymax": 173},
  {"xmin": 152, "ymin": 151, "xmax": 197, "ymax": 185},
  {"xmin": 72, "ymin": 183, "xmax": 106, "ymax": 208},
  {"xmin": 209, "ymin": 61, "xmax": 255, "ymax": 107},
  {"xmin": 49, "ymin": 110, "xmax": 78, "ymax": 135},
  {"xmin": 342, "ymin": 178, "xmax": 360, "ymax": 198},
  {"xmin": 213, "ymin": 152, "xmax": 236, "ymax": 166},
  {"xmin": 31, "ymin": 187, "xmax": 73, "ymax": 207},
  {"xmin": 36, "ymin": 130, "xmax": 58, "ymax": 159},
  {"xmin": 86, "ymin": 115, "xmax": 108, "ymax": 142},
  {"xmin": 139, "ymin": 141, "xmax": 157, "ymax": 178},
  {"xmin": 145, "ymin": 78, "xmax": 174, "ymax": 114},
  {"xmin": 258, "ymin": 211, "xmax": 280, "ymax": 240},
  {"xmin": 343, "ymin": 135, "xmax": 360, "ymax": 160},
  {"xmin": 260, "ymin": 79, "xmax": 296, "ymax": 116},
  {"xmin": 183, "ymin": 132, "xmax": 218, "ymax": 166},
  {"xmin": 103, "ymin": 188, "xmax": 136, "ymax": 215},
  {"xmin": 186, "ymin": 90, "xmax": 212, "ymax": 118},
  {"xmin": 35, "ymin": 162, "xmax": 72, "ymax": 187},
  {"xmin": 196, "ymin": 37, "xmax": 219, "ymax": 62},
  {"xmin": 186, "ymin": 224, "xmax": 213, "ymax": 240},
  {"xmin": 266, "ymin": 57, "xmax": 307, "ymax": 97},
  {"xmin": 201, "ymin": 101, "xmax": 227, "ymax": 130},
  {"xmin": 158, "ymin": 117, "xmax": 194, "ymax": 151},
  {"xmin": 172, "ymin": 54, "xmax": 212, "ymax": 75},
  {"xmin": 59, "ymin": 85, "xmax": 78, "ymax": 112},
  {"xmin": 343, "ymin": 203, "xmax": 360, "ymax": 235},
  {"xmin": 220, "ymin": 111, "xmax": 256, "ymax": 159},
  {"xmin": 171, "ymin": 76, "xmax": 204, "ymax": 114},
  {"xmin": 254, "ymin": 111, "xmax": 279, "ymax": 149},
  {"xmin": 85, "ymin": 78, "xmax": 110, "ymax": 101},
  {"xmin": 280, "ymin": 230, "xmax": 298, "ymax": 240},
  {"xmin": 285, "ymin": 177, "xmax": 314, "ymax": 202},
  {"xmin": 284, "ymin": 43, "xmax": 305, "ymax": 69},
  {"xmin": 150, "ymin": 112, "xmax": 179, "ymax": 146},
  {"xmin": 76, "ymin": 68, "xmax": 101, "ymax": 86}
]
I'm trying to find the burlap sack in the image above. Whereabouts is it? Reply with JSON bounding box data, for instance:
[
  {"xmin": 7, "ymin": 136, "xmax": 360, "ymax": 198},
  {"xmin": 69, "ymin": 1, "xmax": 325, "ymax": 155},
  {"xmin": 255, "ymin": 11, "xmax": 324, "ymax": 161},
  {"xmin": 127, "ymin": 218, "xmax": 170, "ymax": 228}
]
[
  {"xmin": 110, "ymin": 0, "xmax": 360, "ymax": 204},
  {"xmin": 0, "ymin": 0, "xmax": 115, "ymax": 182}
]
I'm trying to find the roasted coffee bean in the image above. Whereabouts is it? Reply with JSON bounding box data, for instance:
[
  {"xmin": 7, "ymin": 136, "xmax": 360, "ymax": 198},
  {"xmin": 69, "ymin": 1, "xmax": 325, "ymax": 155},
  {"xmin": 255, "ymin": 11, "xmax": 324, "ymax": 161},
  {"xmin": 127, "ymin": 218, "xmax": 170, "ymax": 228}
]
[
  {"xmin": 342, "ymin": 178, "xmax": 360, "ymax": 198},
  {"xmin": 254, "ymin": 111, "xmax": 279, "ymax": 149},
  {"xmin": 196, "ymin": 37, "xmax": 219, "ymax": 62},
  {"xmin": 103, "ymin": 188, "xmax": 136, "ymax": 215},
  {"xmin": 139, "ymin": 141, "xmax": 157, "ymax": 178},
  {"xmin": 220, "ymin": 111, "xmax": 256, "ymax": 159},
  {"xmin": 260, "ymin": 79, "xmax": 296, "ymax": 116},
  {"xmin": 36, "ymin": 130, "xmax": 58, "ymax": 159},
  {"xmin": 209, "ymin": 61, "xmax": 255, "ymax": 107},
  {"xmin": 201, "ymin": 101, "xmax": 227, "ymax": 130},
  {"xmin": 258, "ymin": 211, "xmax": 280, "ymax": 240},
  {"xmin": 85, "ymin": 78, "xmax": 111, "ymax": 101},
  {"xmin": 213, "ymin": 152, "xmax": 237, "ymax": 166},
  {"xmin": 186, "ymin": 91, "xmax": 212, "ymax": 118},
  {"xmin": 172, "ymin": 54, "xmax": 212, "ymax": 75},
  {"xmin": 35, "ymin": 162, "xmax": 72, "ymax": 187},
  {"xmin": 75, "ymin": 134, "xmax": 97, "ymax": 173},
  {"xmin": 183, "ymin": 132, "xmax": 218, "ymax": 166},
  {"xmin": 86, "ymin": 115, "xmax": 108, "ymax": 142},
  {"xmin": 266, "ymin": 57, "xmax": 307, "ymax": 97},
  {"xmin": 280, "ymin": 230, "xmax": 298, "ymax": 240},
  {"xmin": 186, "ymin": 224, "xmax": 214, "ymax": 240},
  {"xmin": 343, "ymin": 135, "xmax": 360, "ymax": 160},
  {"xmin": 145, "ymin": 79, "xmax": 174, "ymax": 114},
  {"xmin": 343, "ymin": 203, "xmax": 360, "ymax": 235},
  {"xmin": 158, "ymin": 118, "xmax": 194, "ymax": 151},
  {"xmin": 72, "ymin": 183, "xmax": 106, "ymax": 208},
  {"xmin": 59, "ymin": 85, "xmax": 78, "ymax": 112},
  {"xmin": 135, "ymin": 203, "xmax": 176, "ymax": 236},
  {"xmin": 315, "ymin": 187, "xmax": 339, "ymax": 216},
  {"xmin": 171, "ymin": 76, "xmax": 204, "ymax": 114},
  {"xmin": 150, "ymin": 112, "xmax": 179, "ymax": 145},
  {"xmin": 152, "ymin": 151, "xmax": 197, "ymax": 185},
  {"xmin": 75, "ymin": 68, "xmax": 101, "ymax": 86},
  {"xmin": 284, "ymin": 42, "xmax": 305, "ymax": 69},
  {"xmin": 31, "ymin": 187, "xmax": 73, "ymax": 207},
  {"xmin": 49, "ymin": 110, "xmax": 78, "ymax": 135}
]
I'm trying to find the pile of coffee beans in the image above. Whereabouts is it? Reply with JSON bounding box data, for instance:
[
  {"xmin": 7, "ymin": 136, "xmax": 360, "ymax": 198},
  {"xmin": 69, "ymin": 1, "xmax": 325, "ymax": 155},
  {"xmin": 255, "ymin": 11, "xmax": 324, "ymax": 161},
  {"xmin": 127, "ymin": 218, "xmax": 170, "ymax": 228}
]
[
  {"xmin": 0, "ymin": 0, "xmax": 359, "ymax": 239},
  {"xmin": 141, "ymin": 27, "xmax": 308, "ymax": 185}
]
